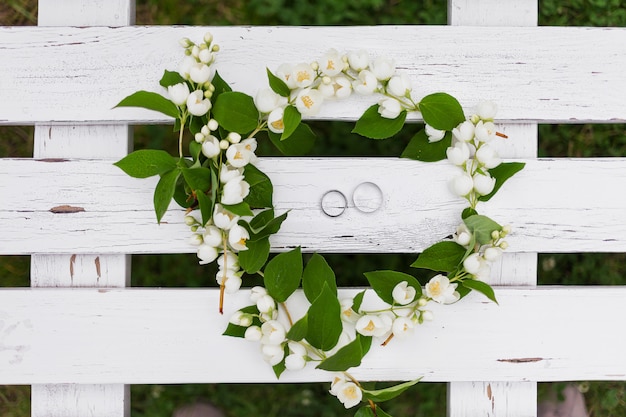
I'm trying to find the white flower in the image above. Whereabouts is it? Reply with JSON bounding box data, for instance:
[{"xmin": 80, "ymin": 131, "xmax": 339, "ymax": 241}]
[
  {"xmin": 189, "ymin": 63, "xmax": 212, "ymax": 84},
  {"xmin": 446, "ymin": 141, "xmax": 471, "ymax": 166},
  {"xmin": 261, "ymin": 320, "xmax": 286, "ymax": 345},
  {"xmin": 450, "ymin": 172, "xmax": 474, "ymax": 196},
  {"xmin": 421, "ymin": 310, "xmax": 434, "ymax": 321},
  {"xmin": 292, "ymin": 63, "xmax": 316, "ymax": 88},
  {"xmin": 334, "ymin": 381, "xmax": 362, "ymax": 409},
  {"xmin": 355, "ymin": 314, "xmax": 392, "ymax": 337},
  {"xmin": 347, "ymin": 50, "xmax": 369, "ymax": 71},
  {"xmin": 224, "ymin": 274, "xmax": 242, "ymax": 293},
  {"xmin": 213, "ymin": 204, "xmax": 239, "ymax": 230},
  {"xmin": 202, "ymin": 225, "xmax": 222, "ymax": 247},
  {"xmin": 178, "ymin": 56, "xmax": 196, "ymax": 79},
  {"xmin": 370, "ymin": 56, "xmax": 395, "ymax": 81},
  {"xmin": 474, "ymin": 120, "xmax": 497, "ymax": 143},
  {"xmin": 452, "ymin": 120, "xmax": 475, "ymax": 142},
  {"xmin": 319, "ymin": 49, "xmax": 343, "ymax": 77},
  {"xmin": 189, "ymin": 233, "xmax": 203, "ymax": 246},
  {"xmin": 244, "ymin": 325, "xmax": 262, "ymax": 342},
  {"xmin": 387, "ymin": 73, "xmax": 412, "ymax": 97},
  {"xmin": 254, "ymin": 88, "xmax": 287, "ymax": 113},
  {"xmin": 392, "ymin": 281, "xmax": 416, "ymax": 305},
  {"xmin": 453, "ymin": 223, "xmax": 472, "ymax": 247},
  {"xmin": 340, "ymin": 298, "xmax": 360, "ymax": 323},
  {"xmin": 228, "ymin": 224, "xmax": 250, "ymax": 251},
  {"xmin": 196, "ymin": 244, "xmax": 218, "ymax": 265},
  {"xmin": 318, "ymin": 76, "xmax": 352, "ymax": 99},
  {"xmin": 484, "ymin": 246, "xmax": 502, "ymax": 262},
  {"xmin": 276, "ymin": 63, "xmax": 296, "ymax": 88},
  {"xmin": 476, "ymin": 101, "xmax": 497, "ymax": 120},
  {"xmin": 201, "ymin": 135, "xmax": 221, "ymax": 158},
  {"xmin": 250, "ymin": 286, "xmax": 268, "ymax": 302},
  {"xmin": 225, "ymin": 139, "xmax": 257, "ymax": 168},
  {"xmin": 475, "ymin": 262, "xmax": 491, "ymax": 281},
  {"xmin": 353, "ymin": 70, "xmax": 378, "ymax": 95},
  {"xmin": 198, "ymin": 48, "xmax": 215, "ymax": 65},
  {"xmin": 378, "ymin": 98, "xmax": 402, "ymax": 119},
  {"xmin": 392, "ymin": 316, "xmax": 415, "ymax": 338},
  {"xmin": 476, "ymin": 144, "xmax": 501, "ymax": 169},
  {"xmin": 261, "ymin": 343, "xmax": 285, "ymax": 366},
  {"xmin": 227, "ymin": 132, "xmax": 241, "ymax": 144},
  {"xmin": 425, "ymin": 124, "xmax": 446, "ymax": 143},
  {"xmin": 229, "ymin": 310, "xmax": 252, "ymax": 327},
  {"xmin": 267, "ymin": 107, "xmax": 285, "ymax": 134},
  {"xmin": 217, "ymin": 251, "xmax": 239, "ymax": 271},
  {"xmin": 256, "ymin": 294, "xmax": 276, "ymax": 314},
  {"xmin": 221, "ymin": 175, "xmax": 250, "ymax": 205},
  {"xmin": 186, "ymin": 90, "xmax": 212, "ymax": 116},
  {"xmin": 295, "ymin": 88, "xmax": 324, "ymax": 115},
  {"xmin": 463, "ymin": 253, "xmax": 483, "ymax": 275},
  {"xmin": 167, "ymin": 83, "xmax": 190, "ymax": 106},
  {"xmin": 425, "ymin": 274, "xmax": 460, "ymax": 304},
  {"xmin": 472, "ymin": 172, "xmax": 496, "ymax": 196},
  {"xmin": 215, "ymin": 267, "xmax": 239, "ymax": 286},
  {"xmin": 285, "ymin": 353, "xmax": 306, "ymax": 371},
  {"xmin": 219, "ymin": 164, "xmax": 243, "ymax": 184}
]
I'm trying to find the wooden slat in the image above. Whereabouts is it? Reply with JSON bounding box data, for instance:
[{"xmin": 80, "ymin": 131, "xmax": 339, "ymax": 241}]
[
  {"xmin": 0, "ymin": 26, "xmax": 625, "ymax": 124},
  {"xmin": 1, "ymin": 287, "xmax": 625, "ymax": 384},
  {"xmin": 1, "ymin": 158, "xmax": 625, "ymax": 254}
]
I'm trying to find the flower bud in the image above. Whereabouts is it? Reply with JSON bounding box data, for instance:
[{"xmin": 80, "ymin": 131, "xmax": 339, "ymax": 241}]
[
  {"xmin": 203, "ymin": 32, "xmax": 213, "ymax": 44},
  {"xmin": 194, "ymin": 132, "xmax": 205, "ymax": 143},
  {"xmin": 220, "ymin": 140, "xmax": 230, "ymax": 150},
  {"xmin": 244, "ymin": 325, "xmax": 262, "ymax": 342},
  {"xmin": 208, "ymin": 119, "xmax": 219, "ymax": 131}
]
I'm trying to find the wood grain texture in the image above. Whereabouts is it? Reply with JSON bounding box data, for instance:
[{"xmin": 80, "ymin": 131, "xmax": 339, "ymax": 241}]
[
  {"xmin": 1, "ymin": 157, "xmax": 624, "ymax": 254},
  {"xmin": 1, "ymin": 287, "xmax": 625, "ymax": 384},
  {"xmin": 0, "ymin": 26, "xmax": 625, "ymax": 124}
]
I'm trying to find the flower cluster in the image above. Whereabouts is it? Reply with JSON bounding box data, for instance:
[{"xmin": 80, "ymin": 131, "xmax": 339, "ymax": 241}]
[
  {"xmin": 442, "ymin": 101, "xmax": 506, "ymax": 208},
  {"xmin": 254, "ymin": 49, "xmax": 416, "ymax": 128}
]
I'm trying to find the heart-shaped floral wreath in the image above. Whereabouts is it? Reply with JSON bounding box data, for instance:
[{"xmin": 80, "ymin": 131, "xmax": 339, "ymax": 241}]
[{"xmin": 115, "ymin": 32, "xmax": 524, "ymax": 417}]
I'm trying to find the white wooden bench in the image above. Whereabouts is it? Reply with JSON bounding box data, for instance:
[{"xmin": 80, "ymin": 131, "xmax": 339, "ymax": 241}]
[{"xmin": 1, "ymin": 0, "xmax": 625, "ymax": 415}]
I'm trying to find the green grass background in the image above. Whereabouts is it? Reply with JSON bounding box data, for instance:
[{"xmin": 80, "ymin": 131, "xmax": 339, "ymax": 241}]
[{"xmin": 1, "ymin": 0, "xmax": 625, "ymax": 415}]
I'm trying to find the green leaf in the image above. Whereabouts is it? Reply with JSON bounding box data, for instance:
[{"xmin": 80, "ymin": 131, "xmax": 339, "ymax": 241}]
[
  {"xmin": 154, "ymin": 168, "xmax": 181, "ymax": 223},
  {"xmin": 461, "ymin": 207, "xmax": 478, "ymax": 219},
  {"xmin": 244, "ymin": 164, "xmax": 273, "ymax": 208},
  {"xmin": 211, "ymin": 70, "xmax": 232, "ymax": 100},
  {"xmin": 196, "ymin": 189, "xmax": 213, "ymax": 226},
  {"xmin": 317, "ymin": 334, "xmax": 371, "ymax": 372},
  {"xmin": 281, "ymin": 105, "xmax": 301, "ymax": 141},
  {"xmin": 362, "ymin": 378, "xmax": 422, "ymax": 403},
  {"xmin": 464, "ymin": 214, "xmax": 502, "ymax": 245},
  {"xmin": 189, "ymin": 141, "xmax": 202, "ymax": 162},
  {"xmin": 114, "ymin": 90, "xmax": 179, "ymax": 119},
  {"xmin": 250, "ymin": 211, "xmax": 289, "ymax": 241},
  {"xmin": 114, "ymin": 149, "xmax": 178, "ymax": 178},
  {"xmin": 269, "ymin": 123, "xmax": 316, "ymax": 156},
  {"xmin": 212, "ymin": 92, "xmax": 259, "ymax": 134},
  {"xmin": 400, "ymin": 129, "xmax": 452, "ymax": 162},
  {"xmin": 222, "ymin": 202, "xmax": 254, "ymax": 217},
  {"xmin": 249, "ymin": 209, "xmax": 275, "ymax": 231},
  {"xmin": 478, "ymin": 162, "xmax": 526, "ymax": 202},
  {"xmin": 352, "ymin": 290, "xmax": 366, "ymax": 312},
  {"xmin": 306, "ymin": 282, "xmax": 342, "ymax": 351},
  {"xmin": 461, "ymin": 279, "xmax": 498, "ymax": 304},
  {"xmin": 418, "ymin": 92, "xmax": 465, "ymax": 131},
  {"xmin": 352, "ymin": 105, "xmax": 407, "ymax": 139},
  {"xmin": 411, "ymin": 241, "xmax": 467, "ymax": 273},
  {"xmin": 302, "ymin": 254, "xmax": 337, "ymax": 303},
  {"xmin": 238, "ymin": 237, "xmax": 271, "ymax": 274},
  {"xmin": 266, "ymin": 68, "xmax": 291, "ymax": 97},
  {"xmin": 159, "ymin": 70, "xmax": 185, "ymax": 88},
  {"xmin": 363, "ymin": 270, "xmax": 422, "ymax": 305},
  {"xmin": 222, "ymin": 305, "xmax": 260, "ymax": 337},
  {"xmin": 181, "ymin": 167, "xmax": 212, "ymax": 192},
  {"xmin": 264, "ymin": 247, "xmax": 302, "ymax": 303},
  {"xmin": 354, "ymin": 406, "xmax": 392, "ymax": 417},
  {"xmin": 286, "ymin": 315, "xmax": 308, "ymax": 341}
]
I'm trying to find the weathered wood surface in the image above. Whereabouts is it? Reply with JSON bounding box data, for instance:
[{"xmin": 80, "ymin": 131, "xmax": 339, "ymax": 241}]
[
  {"xmin": 1, "ymin": 287, "xmax": 625, "ymax": 384},
  {"xmin": 1, "ymin": 26, "xmax": 625, "ymax": 125},
  {"xmin": 1, "ymin": 157, "xmax": 624, "ymax": 254}
]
